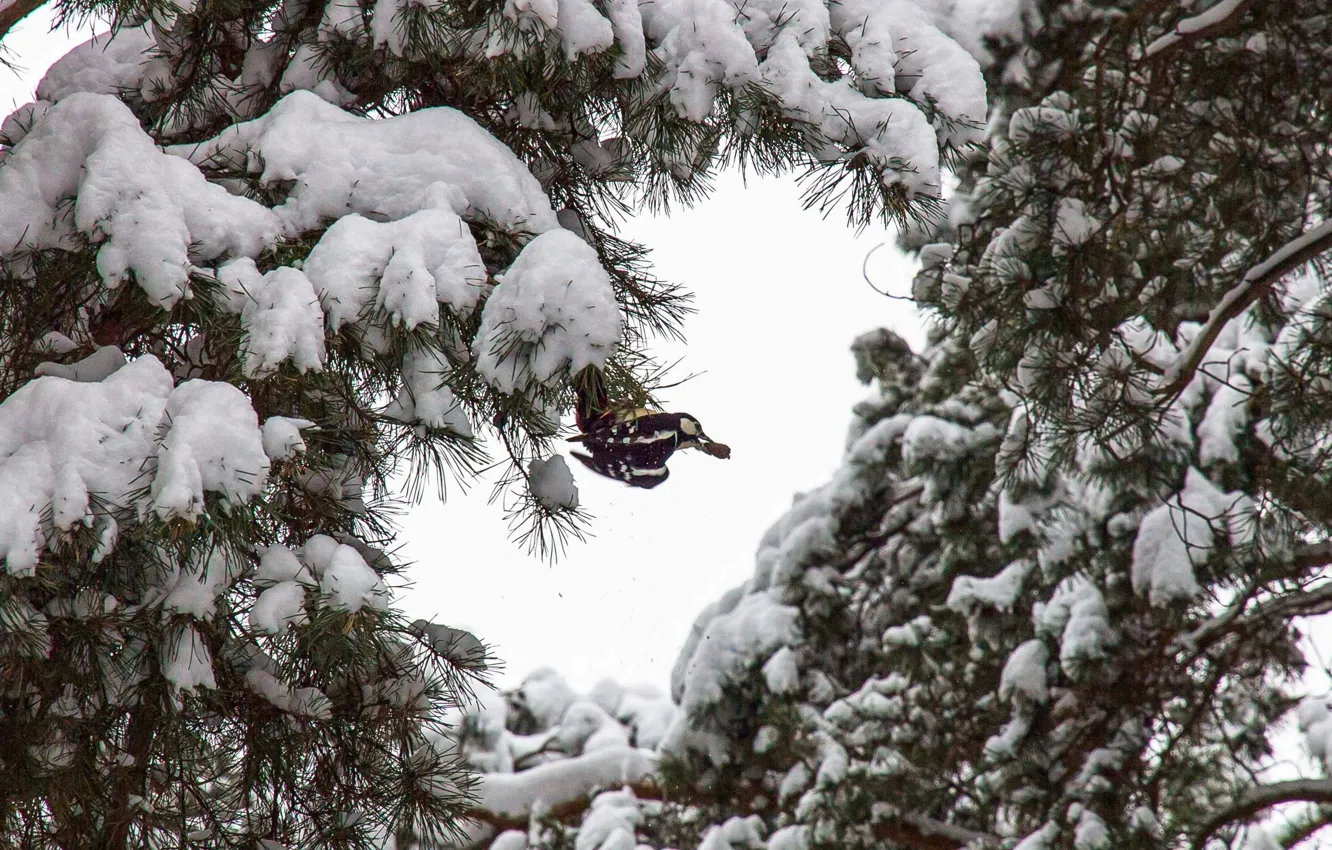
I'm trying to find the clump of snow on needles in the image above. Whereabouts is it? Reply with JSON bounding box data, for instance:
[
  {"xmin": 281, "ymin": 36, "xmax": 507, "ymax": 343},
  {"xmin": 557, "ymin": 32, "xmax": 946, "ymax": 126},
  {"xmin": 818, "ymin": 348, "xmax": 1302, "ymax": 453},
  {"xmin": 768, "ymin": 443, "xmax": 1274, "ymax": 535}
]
[
  {"xmin": 171, "ymin": 90, "xmax": 559, "ymax": 236},
  {"xmin": 0, "ymin": 94, "xmax": 279, "ymax": 308},
  {"xmin": 35, "ymin": 26, "xmax": 155, "ymax": 103},
  {"xmin": 0, "ymin": 357, "xmax": 269, "ymax": 575},
  {"xmin": 1131, "ymin": 468, "xmax": 1254, "ymax": 605},
  {"xmin": 474, "ymin": 229, "xmax": 622, "ymax": 393},
  {"xmin": 529, "ymin": 455, "xmax": 580, "ymax": 510}
]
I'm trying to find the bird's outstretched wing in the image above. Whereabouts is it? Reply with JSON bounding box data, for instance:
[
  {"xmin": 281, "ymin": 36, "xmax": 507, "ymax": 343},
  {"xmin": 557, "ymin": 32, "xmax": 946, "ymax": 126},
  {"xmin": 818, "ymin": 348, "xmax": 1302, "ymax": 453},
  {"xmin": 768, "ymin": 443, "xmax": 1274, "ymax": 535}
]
[{"xmin": 571, "ymin": 450, "xmax": 671, "ymax": 489}]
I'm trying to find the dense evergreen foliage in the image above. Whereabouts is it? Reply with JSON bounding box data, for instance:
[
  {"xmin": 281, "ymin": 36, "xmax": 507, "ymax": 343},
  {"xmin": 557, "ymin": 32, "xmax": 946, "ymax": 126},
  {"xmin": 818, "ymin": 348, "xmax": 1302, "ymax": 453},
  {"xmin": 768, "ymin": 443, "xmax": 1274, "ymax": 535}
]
[{"xmin": 0, "ymin": 0, "xmax": 980, "ymax": 846}]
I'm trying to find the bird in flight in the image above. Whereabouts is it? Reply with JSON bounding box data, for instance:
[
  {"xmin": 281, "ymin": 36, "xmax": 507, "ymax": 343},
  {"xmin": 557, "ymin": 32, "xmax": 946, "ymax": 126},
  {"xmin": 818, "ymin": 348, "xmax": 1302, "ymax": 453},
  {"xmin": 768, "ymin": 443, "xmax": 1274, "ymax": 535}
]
[
  {"xmin": 569, "ymin": 408, "xmax": 730, "ymax": 488},
  {"xmin": 567, "ymin": 368, "xmax": 730, "ymax": 488}
]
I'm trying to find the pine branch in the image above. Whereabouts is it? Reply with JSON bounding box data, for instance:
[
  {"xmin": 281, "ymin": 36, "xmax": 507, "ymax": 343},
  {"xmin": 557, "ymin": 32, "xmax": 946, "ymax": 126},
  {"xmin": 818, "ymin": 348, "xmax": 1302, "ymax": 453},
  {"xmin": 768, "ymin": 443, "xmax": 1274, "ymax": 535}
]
[
  {"xmin": 1158, "ymin": 220, "xmax": 1332, "ymax": 399},
  {"xmin": 462, "ymin": 758, "xmax": 998, "ymax": 850},
  {"xmin": 874, "ymin": 814, "xmax": 999, "ymax": 850},
  {"xmin": 0, "ymin": 0, "xmax": 46, "ymax": 43},
  {"xmin": 1143, "ymin": 0, "xmax": 1259, "ymax": 61},
  {"xmin": 1177, "ymin": 543, "xmax": 1332, "ymax": 650},
  {"xmin": 1195, "ymin": 779, "xmax": 1332, "ymax": 850}
]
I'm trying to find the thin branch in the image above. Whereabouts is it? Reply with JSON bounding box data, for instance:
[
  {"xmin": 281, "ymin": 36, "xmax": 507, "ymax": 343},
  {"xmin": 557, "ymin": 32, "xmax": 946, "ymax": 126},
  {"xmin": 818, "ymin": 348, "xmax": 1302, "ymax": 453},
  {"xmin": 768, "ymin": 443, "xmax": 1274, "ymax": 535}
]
[
  {"xmin": 1143, "ymin": 0, "xmax": 1258, "ymax": 60},
  {"xmin": 1278, "ymin": 805, "xmax": 1332, "ymax": 849},
  {"xmin": 0, "ymin": 0, "xmax": 46, "ymax": 44},
  {"xmin": 1158, "ymin": 220, "xmax": 1332, "ymax": 399},
  {"xmin": 1179, "ymin": 546, "xmax": 1332, "ymax": 651},
  {"xmin": 1196, "ymin": 779, "xmax": 1332, "ymax": 849}
]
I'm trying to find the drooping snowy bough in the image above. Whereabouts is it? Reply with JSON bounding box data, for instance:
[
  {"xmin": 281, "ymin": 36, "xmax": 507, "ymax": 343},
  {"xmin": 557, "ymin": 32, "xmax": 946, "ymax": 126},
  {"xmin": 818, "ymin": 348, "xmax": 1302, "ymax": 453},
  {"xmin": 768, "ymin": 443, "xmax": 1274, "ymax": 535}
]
[{"xmin": 0, "ymin": 0, "xmax": 983, "ymax": 846}]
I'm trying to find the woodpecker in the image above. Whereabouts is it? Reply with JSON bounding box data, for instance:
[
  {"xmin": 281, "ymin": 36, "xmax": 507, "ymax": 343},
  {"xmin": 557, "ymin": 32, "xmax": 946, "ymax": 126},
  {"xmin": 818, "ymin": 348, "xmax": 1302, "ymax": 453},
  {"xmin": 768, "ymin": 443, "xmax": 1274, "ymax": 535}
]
[{"xmin": 569, "ymin": 407, "xmax": 730, "ymax": 489}]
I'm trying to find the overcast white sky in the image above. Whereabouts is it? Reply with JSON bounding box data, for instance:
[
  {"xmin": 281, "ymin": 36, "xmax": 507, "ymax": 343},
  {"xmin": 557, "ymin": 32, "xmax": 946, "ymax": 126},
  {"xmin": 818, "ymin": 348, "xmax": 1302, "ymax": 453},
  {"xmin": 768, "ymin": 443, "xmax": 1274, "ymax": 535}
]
[{"xmin": 0, "ymin": 8, "xmax": 923, "ymax": 693}]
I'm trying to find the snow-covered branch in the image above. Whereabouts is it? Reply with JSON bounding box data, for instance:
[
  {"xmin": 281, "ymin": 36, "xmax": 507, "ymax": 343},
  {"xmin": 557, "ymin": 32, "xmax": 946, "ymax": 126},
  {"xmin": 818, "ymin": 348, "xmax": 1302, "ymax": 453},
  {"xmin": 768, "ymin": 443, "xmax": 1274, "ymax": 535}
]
[
  {"xmin": 1143, "ymin": 0, "xmax": 1258, "ymax": 60},
  {"xmin": 465, "ymin": 747, "xmax": 657, "ymax": 826},
  {"xmin": 1196, "ymin": 779, "xmax": 1332, "ymax": 849},
  {"xmin": 0, "ymin": 0, "xmax": 44, "ymax": 41},
  {"xmin": 875, "ymin": 814, "xmax": 998, "ymax": 850},
  {"xmin": 1158, "ymin": 220, "xmax": 1332, "ymax": 398},
  {"xmin": 462, "ymin": 740, "xmax": 996, "ymax": 850}
]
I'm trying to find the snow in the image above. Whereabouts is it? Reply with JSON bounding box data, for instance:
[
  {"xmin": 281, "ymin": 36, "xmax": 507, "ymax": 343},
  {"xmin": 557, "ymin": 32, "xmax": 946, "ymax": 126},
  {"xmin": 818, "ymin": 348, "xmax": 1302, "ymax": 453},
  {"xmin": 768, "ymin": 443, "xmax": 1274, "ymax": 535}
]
[
  {"xmin": 767, "ymin": 825, "xmax": 808, "ymax": 850},
  {"xmin": 604, "ymin": 0, "xmax": 645, "ymax": 78},
  {"xmin": 1144, "ymin": 0, "xmax": 1250, "ymax": 58},
  {"xmin": 1052, "ymin": 198, "xmax": 1099, "ymax": 255},
  {"xmin": 529, "ymin": 455, "xmax": 580, "ymax": 510},
  {"xmin": 172, "ymin": 90, "xmax": 559, "ymax": 237},
  {"xmin": 553, "ymin": 0, "xmax": 615, "ymax": 61},
  {"xmin": 35, "ymin": 27, "xmax": 155, "ymax": 102},
  {"xmin": 150, "ymin": 379, "xmax": 271, "ymax": 521},
  {"xmin": 549, "ymin": 701, "xmax": 631, "ymax": 755},
  {"xmin": 318, "ymin": 543, "xmax": 389, "ymax": 612},
  {"xmin": 474, "ymin": 229, "xmax": 622, "ymax": 394},
  {"xmin": 0, "ymin": 93, "xmax": 279, "ymax": 308},
  {"xmin": 613, "ymin": 690, "xmax": 677, "ymax": 750},
  {"xmin": 761, "ymin": 646, "xmax": 800, "ymax": 694},
  {"xmin": 759, "ymin": 32, "xmax": 941, "ymax": 196},
  {"xmin": 490, "ymin": 832, "xmax": 528, "ymax": 850},
  {"xmin": 1074, "ymin": 809, "xmax": 1110, "ymax": 850},
  {"xmin": 300, "ymin": 201, "xmax": 489, "ymax": 332},
  {"xmin": 699, "ymin": 816, "xmax": 765, "ymax": 850},
  {"xmin": 1131, "ymin": 468, "xmax": 1253, "ymax": 605},
  {"xmin": 946, "ymin": 559, "xmax": 1032, "ymax": 614},
  {"xmin": 34, "ymin": 346, "xmax": 127, "ymax": 382},
  {"xmin": 412, "ymin": 619, "xmax": 489, "ymax": 671},
  {"xmin": 668, "ymin": 592, "xmax": 800, "ymax": 736},
  {"xmin": 901, "ymin": 415, "xmax": 972, "ymax": 467},
  {"xmin": 163, "ymin": 549, "xmax": 233, "ymax": 619},
  {"xmin": 574, "ymin": 790, "xmax": 643, "ymax": 850},
  {"xmin": 998, "ymin": 639, "xmax": 1048, "ymax": 704},
  {"xmin": 1297, "ymin": 694, "xmax": 1332, "ymax": 772},
  {"xmin": 262, "ymin": 416, "xmax": 316, "ymax": 462},
  {"xmin": 0, "ymin": 356, "xmax": 273, "ymax": 574},
  {"xmin": 383, "ymin": 348, "xmax": 474, "ymax": 436},
  {"xmin": 163, "ymin": 624, "xmax": 217, "ymax": 692},
  {"xmin": 834, "ymin": 0, "xmax": 986, "ymax": 147},
  {"xmin": 627, "ymin": 0, "xmax": 981, "ymax": 193},
  {"xmin": 1198, "ymin": 377, "xmax": 1250, "ymax": 466},
  {"xmin": 250, "ymin": 581, "xmax": 310, "ymax": 633},
  {"xmin": 245, "ymin": 666, "xmax": 332, "ymax": 718},
  {"xmin": 1013, "ymin": 823, "xmax": 1058, "ymax": 850},
  {"xmin": 255, "ymin": 545, "xmax": 314, "ymax": 586},
  {"xmin": 1008, "ymin": 105, "xmax": 1075, "ymax": 143},
  {"xmin": 1054, "ymin": 581, "xmax": 1111, "ymax": 676},
  {"xmin": 228, "ymin": 264, "xmax": 327, "ymax": 379},
  {"xmin": 471, "ymin": 747, "xmax": 657, "ymax": 819}
]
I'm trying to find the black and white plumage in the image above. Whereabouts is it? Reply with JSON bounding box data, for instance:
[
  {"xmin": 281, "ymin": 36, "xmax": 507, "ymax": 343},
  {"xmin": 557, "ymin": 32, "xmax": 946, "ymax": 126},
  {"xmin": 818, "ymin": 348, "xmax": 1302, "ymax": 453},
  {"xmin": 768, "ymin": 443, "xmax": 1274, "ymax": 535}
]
[{"xmin": 569, "ymin": 409, "xmax": 730, "ymax": 489}]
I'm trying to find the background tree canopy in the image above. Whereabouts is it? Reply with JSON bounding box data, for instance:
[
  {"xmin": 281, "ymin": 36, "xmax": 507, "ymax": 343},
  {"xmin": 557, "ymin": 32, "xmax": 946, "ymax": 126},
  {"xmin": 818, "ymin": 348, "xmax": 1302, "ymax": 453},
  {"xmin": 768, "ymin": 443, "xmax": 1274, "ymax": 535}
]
[{"xmin": 0, "ymin": 0, "xmax": 984, "ymax": 846}]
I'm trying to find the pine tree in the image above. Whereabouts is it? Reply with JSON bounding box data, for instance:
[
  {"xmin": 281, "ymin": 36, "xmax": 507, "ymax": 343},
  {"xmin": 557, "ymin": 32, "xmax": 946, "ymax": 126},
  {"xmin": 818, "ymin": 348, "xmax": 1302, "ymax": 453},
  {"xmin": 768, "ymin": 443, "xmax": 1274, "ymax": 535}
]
[
  {"xmin": 424, "ymin": 3, "xmax": 1332, "ymax": 850},
  {"xmin": 0, "ymin": 0, "xmax": 983, "ymax": 846}
]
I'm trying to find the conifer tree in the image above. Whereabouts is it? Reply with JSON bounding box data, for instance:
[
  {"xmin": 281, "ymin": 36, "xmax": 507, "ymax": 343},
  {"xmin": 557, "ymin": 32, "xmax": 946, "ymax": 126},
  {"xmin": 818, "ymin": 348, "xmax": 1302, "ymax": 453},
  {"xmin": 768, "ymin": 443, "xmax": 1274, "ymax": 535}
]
[
  {"xmin": 427, "ymin": 3, "xmax": 1332, "ymax": 850},
  {"xmin": 0, "ymin": 0, "xmax": 983, "ymax": 846}
]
